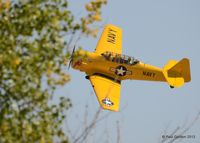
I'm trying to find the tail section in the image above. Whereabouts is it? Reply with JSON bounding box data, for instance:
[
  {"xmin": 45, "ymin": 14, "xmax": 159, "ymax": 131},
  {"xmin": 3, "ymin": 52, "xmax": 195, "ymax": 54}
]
[{"xmin": 163, "ymin": 58, "xmax": 191, "ymax": 88}]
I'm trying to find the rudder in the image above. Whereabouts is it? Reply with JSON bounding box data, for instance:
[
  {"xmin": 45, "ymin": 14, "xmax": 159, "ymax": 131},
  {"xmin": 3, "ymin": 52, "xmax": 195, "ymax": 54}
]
[{"xmin": 163, "ymin": 58, "xmax": 191, "ymax": 88}]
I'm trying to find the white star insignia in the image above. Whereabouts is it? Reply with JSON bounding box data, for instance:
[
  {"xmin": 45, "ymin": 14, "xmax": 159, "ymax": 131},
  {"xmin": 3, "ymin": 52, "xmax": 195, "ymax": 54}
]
[
  {"xmin": 102, "ymin": 98, "xmax": 114, "ymax": 106},
  {"xmin": 116, "ymin": 67, "xmax": 126, "ymax": 76}
]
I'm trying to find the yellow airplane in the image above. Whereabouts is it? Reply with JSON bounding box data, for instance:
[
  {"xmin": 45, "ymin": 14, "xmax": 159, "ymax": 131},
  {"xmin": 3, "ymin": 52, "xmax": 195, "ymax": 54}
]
[{"xmin": 69, "ymin": 24, "xmax": 191, "ymax": 112}]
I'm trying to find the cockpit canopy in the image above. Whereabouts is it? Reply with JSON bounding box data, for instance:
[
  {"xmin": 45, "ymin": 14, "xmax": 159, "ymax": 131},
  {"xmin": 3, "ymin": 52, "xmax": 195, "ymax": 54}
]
[{"xmin": 101, "ymin": 51, "xmax": 140, "ymax": 65}]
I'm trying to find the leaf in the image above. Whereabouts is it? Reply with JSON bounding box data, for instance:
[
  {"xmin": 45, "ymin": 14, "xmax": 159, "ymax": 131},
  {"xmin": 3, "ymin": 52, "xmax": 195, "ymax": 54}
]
[{"xmin": 0, "ymin": 0, "xmax": 107, "ymax": 142}]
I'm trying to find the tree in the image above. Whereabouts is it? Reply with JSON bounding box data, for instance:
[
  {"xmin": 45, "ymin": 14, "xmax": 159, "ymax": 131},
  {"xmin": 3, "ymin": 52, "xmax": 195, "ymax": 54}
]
[
  {"xmin": 159, "ymin": 111, "xmax": 200, "ymax": 143},
  {"xmin": 0, "ymin": 0, "xmax": 107, "ymax": 142}
]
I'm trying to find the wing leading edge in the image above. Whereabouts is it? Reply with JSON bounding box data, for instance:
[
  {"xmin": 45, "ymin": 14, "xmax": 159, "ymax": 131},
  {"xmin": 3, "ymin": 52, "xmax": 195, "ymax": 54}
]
[
  {"xmin": 95, "ymin": 24, "xmax": 122, "ymax": 54},
  {"xmin": 89, "ymin": 75, "xmax": 121, "ymax": 111}
]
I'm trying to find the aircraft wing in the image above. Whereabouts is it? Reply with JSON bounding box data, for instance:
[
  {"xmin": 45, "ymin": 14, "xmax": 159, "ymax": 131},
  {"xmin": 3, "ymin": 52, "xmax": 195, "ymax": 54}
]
[
  {"xmin": 89, "ymin": 75, "xmax": 121, "ymax": 111},
  {"xmin": 95, "ymin": 24, "xmax": 122, "ymax": 54}
]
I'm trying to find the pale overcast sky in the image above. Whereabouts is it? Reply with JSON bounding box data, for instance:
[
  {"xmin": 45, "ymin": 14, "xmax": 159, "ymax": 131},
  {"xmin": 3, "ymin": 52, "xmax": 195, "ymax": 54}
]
[{"xmin": 58, "ymin": 1, "xmax": 200, "ymax": 143}]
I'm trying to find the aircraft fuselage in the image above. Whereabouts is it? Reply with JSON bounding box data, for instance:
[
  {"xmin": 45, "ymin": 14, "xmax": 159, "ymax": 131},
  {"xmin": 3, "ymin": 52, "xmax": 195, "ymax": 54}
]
[{"xmin": 72, "ymin": 50, "xmax": 166, "ymax": 82}]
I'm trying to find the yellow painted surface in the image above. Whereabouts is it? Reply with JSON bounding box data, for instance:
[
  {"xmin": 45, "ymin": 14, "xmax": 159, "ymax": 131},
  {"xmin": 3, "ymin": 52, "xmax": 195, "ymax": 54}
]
[
  {"xmin": 163, "ymin": 58, "xmax": 191, "ymax": 87},
  {"xmin": 95, "ymin": 24, "xmax": 122, "ymax": 54},
  {"xmin": 90, "ymin": 75, "xmax": 120, "ymax": 111},
  {"xmin": 72, "ymin": 24, "xmax": 191, "ymax": 111}
]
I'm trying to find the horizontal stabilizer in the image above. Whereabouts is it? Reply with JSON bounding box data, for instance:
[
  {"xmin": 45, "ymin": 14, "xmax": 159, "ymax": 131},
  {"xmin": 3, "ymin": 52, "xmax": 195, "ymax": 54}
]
[{"xmin": 163, "ymin": 58, "xmax": 191, "ymax": 88}]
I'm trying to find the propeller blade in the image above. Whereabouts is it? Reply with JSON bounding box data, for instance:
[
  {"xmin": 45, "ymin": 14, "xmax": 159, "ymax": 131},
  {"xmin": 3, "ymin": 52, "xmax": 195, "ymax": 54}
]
[
  {"xmin": 72, "ymin": 45, "xmax": 76, "ymax": 55},
  {"xmin": 68, "ymin": 59, "xmax": 72, "ymax": 70},
  {"xmin": 68, "ymin": 45, "xmax": 76, "ymax": 70}
]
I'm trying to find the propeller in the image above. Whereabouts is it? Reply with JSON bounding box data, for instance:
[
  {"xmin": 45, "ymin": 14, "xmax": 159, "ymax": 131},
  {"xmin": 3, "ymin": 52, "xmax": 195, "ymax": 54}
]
[{"xmin": 68, "ymin": 45, "xmax": 76, "ymax": 70}]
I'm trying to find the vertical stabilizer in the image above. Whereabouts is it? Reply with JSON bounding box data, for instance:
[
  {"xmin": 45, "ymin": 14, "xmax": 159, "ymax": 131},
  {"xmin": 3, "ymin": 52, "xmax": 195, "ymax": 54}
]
[{"xmin": 163, "ymin": 58, "xmax": 191, "ymax": 88}]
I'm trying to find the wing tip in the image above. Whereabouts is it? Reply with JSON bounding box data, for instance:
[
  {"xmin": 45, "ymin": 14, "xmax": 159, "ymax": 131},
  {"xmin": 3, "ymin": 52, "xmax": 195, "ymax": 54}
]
[
  {"xmin": 101, "ymin": 104, "xmax": 119, "ymax": 112},
  {"xmin": 105, "ymin": 24, "xmax": 122, "ymax": 32}
]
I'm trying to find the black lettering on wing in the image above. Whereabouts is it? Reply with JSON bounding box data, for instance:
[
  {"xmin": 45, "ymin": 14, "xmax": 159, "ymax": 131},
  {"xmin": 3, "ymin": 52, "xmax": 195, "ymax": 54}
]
[{"xmin": 107, "ymin": 28, "xmax": 117, "ymax": 44}]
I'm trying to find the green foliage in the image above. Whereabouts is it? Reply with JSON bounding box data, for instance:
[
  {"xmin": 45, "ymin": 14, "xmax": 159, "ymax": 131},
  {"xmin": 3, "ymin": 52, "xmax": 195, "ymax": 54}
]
[{"xmin": 0, "ymin": 0, "xmax": 107, "ymax": 142}]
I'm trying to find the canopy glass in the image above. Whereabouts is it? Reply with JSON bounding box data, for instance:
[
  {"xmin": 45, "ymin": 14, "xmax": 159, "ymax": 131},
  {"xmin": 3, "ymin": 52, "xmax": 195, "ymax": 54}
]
[{"xmin": 101, "ymin": 51, "xmax": 140, "ymax": 65}]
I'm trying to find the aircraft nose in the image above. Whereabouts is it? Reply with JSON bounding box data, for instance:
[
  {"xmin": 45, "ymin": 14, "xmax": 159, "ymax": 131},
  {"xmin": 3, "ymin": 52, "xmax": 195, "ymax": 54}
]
[{"xmin": 72, "ymin": 59, "xmax": 83, "ymax": 68}]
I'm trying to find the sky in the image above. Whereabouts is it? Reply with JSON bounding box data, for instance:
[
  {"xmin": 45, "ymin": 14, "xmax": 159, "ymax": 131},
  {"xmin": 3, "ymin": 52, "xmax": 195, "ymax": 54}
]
[{"xmin": 58, "ymin": 0, "xmax": 200, "ymax": 143}]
